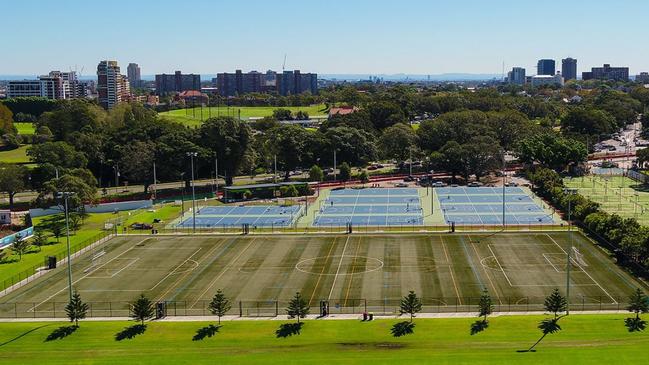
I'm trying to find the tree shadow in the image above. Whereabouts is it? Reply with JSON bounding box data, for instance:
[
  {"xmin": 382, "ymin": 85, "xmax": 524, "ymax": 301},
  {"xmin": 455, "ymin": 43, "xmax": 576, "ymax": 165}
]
[
  {"xmin": 625, "ymin": 317, "xmax": 647, "ymax": 332},
  {"xmin": 192, "ymin": 325, "xmax": 220, "ymax": 341},
  {"xmin": 45, "ymin": 325, "xmax": 78, "ymax": 342},
  {"xmin": 115, "ymin": 324, "xmax": 147, "ymax": 341},
  {"xmin": 0, "ymin": 324, "xmax": 51, "ymax": 347},
  {"xmin": 0, "ymin": 258, "xmax": 19, "ymax": 265},
  {"xmin": 276, "ymin": 322, "xmax": 304, "ymax": 338},
  {"xmin": 391, "ymin": 321, "xmax": 415, "ymax": 337},
  {"xmin": 470, "ymin": 320, "xmax": 489, "ymax": 335}
]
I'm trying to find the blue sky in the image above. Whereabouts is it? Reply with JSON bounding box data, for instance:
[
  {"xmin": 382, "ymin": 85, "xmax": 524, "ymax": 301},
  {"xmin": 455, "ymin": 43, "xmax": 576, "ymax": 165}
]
[{"xmin": 3, "ymin": 0, "xmax": 648, "ymax": 75}]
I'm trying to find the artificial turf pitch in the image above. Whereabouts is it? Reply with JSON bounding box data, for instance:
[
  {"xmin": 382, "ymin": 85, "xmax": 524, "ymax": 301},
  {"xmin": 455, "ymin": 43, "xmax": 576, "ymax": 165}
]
[
  {"xmin": 1, "ymin": 316, "xmax": 648, "ymax": 364},
  {"xmin": 0, "ymin": 232, "xmax": 640, "ymax": 318}
]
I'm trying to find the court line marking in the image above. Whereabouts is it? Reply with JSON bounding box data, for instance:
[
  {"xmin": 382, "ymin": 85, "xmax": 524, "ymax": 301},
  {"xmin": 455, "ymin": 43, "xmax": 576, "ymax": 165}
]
[
  {"xmin": 308, "ymin": 237, "xmax": 339, "ymax": 306},
  {"xmin": 468, "ymin": 238, "xmax": 503, "ymax": 305},
  {"xmin": 328, "ymin": 235, "xmax": 352, "ymax": 300},
  {"xmin": 440, "ymin": 235, "xmax": 462, "ymax": 306},
  {"xmin": 149, "ymin": 248, "xmax": 203, "ymax": 291},
  {"xmin": 487, "ymin": 244, "xmax": 513, "ymax": 287},
  {"xmin": 189, "ymin": 237, "xmax": 258, "ymax": 309},
  {"xmin": 85, "ymin": 258, "xmax": 140, "ymax": 279},
  {"xmin": 30, "ymin": 238, "xmax": 149, "ymax": 311},
  {"xmin": 545, "ymin": 234, "xmax": 618, "ymax": 304},
  {"xmin": 153, "ymin": 239, "xmax": 230, "ymax": 302},
  {"xmin": 343, "ymin": 237, "xmax": 362, "ymax": 306}
]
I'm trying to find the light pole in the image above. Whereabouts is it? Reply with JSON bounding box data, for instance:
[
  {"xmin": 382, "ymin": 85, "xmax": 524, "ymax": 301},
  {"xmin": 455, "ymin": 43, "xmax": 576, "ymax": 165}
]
[
  {"xmin": 563, "ymin": 188, "xmax": 578, "ymax": 314},
  {"xmin": 58, "ymin": 192, "xmax": 76, "ymax": 301},
  {"xmin": 187, "ymin": 152, "xmax": 198, "ymax": 233}
]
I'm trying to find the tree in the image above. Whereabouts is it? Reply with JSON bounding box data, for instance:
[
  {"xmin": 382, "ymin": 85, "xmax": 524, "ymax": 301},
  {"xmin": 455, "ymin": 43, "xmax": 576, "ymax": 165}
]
[
  {"xmin": 38, "ymin": 214, "xmax": 66, "ymax": 242},
  {"xmin": 324, "ymin": 127, "xmax": 377, "ymax": 166},
  {"xmin": 399, "ymin": 291, "xmax": 422, "ymax": 323},
  {"xmin": 367, "ymin": 101, "xmax": 406, "ymax": 130},
  {"xmin": 208, "ymin": 289, "xmax": 231, "ymax": 325},
  {"xmin": 199, "ymin": 117, "xmax": 252, "ymax": 185},
  {"xmin": 308, "ymin": 165, "xmax": 324, "ymax": 182},
  {"xmin": 131, "ymin": 294, "xmax": 155, "ymax": 325},
  {"xmin": 359, "ymin": 170, "xmax": 370, "ymax": 184},
  {"xmin": 0, "ymin": 249, "xmax": 7, "ymax": 263},
  {"xmin": 339, "ymin": 162, "xmax": 351, "ymax": 181},
  {"xmin": 561, "ymin": 107, "xmax": 617, "ymax": 138},
  {"xmin": 118, "ymin": 141, "xmax": 156, "ymax": 192},
  {"xmin": 478, "ymin": 289, "xmax": 494, "ymax": 323},
  {"xmin": 286, "ymin": 292, "xmax": 309, "ymax": 323},
  {"xmin": 11, "ymin": 235, "xmax": 31, "ymax": 261},
  {"xmin": 515, "ymin": 133, "xmax": 587, "ymax": 172},
  {"xmin": 379, "ymin": 123, "xmax": 418, "ymax": 161},
  {"xmin": 27, "ymin": 141, "xmax": 88, "ymax": 169},
  {"xmin": 65, "ymin": 290, "xmax": 89, "ymax": 327},
  {"xmin": 36, "ymin": 99, "xmax": 106, "ymax": 141},
  {"xmin": 272, "ymin": 108, "xmax": 293, "ymax": 120},
  {"xmin": 0, "ymin": 163, "xmax": 28, "ymax": 211},
  {"xmin": 31, "ymin": 230, "xmax": 49, "ymax": 252},
  {"xmin": 265, "ymin": 125, "xmax": 319, "ymax": 180},
  {"xmin": 544, "ymin": 288, "xmax": 567, "ymax": 319},
  {"xmin": 37, "ymin": 169, "xmax": 98, "ymax": 211},
  {"xmin": 625, "ymin": 288, "xmax": 649, "ymax": 332},
  {"xmin": 527, "ymin": 288, "xmax": 567, "ymax": 351},
  {"xmin": 0, "ymin": 103, "xmax": 14, "ymax": 135},
  {"xmin": 636, "ymin": 148, "xmax": 649, "ymax": 169}
]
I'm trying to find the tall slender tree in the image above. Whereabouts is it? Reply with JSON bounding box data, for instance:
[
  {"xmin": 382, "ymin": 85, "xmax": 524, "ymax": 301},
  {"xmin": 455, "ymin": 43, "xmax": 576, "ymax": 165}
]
[
  {"xmin": 478, "ymin": 289, "xmax": 494, "ymax": 323},
  {"xmin": 286, "ymin": 292, "xmax": 309, "ymax": 323},
  {"xmin": 625, "ymin": 288, "xmax": 649, "ymax": 332},
  {"xmin": 400, "ymin": 291, "xmax": 423, "ymax": 323},
  {"xmin": 65, "ymin": 290, "xmax": 89, "ymax": 327},
  {"xmin": 208, "ymin": 289, "xmax": 231, "ymax": 325},
  {"xmin": 131, "ymin": 294, "xmax": 155, "ymax": 325},
  {"xmin": 527, "ymin": 288, "xmax": 567, "ymax": 351}
]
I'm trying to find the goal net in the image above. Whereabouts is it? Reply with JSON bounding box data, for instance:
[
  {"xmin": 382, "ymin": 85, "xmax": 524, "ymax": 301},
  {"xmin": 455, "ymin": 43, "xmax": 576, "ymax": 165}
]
[{"xmin": 572, "ymin": 246, "xmax": 587, "ymax": 267}]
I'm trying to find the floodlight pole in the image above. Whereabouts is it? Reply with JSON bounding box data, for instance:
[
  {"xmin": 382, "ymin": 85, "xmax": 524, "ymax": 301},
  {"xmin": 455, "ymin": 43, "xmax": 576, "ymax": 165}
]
[
  {"xmin": 564, "ymin": 188, "xmax": 577, "ymax": 315},
  {"xmin": 502, "ymin": 150, "xmax": 506, "ymax": 229},
  {"xmin": 214, "ymin": 154, "xmax": 219, "ymax": 198},
  {"xmin": 333, "ymin": 150, "xmax": 337, "ymax": 182},
  {"xmin": 187, "ymin": 152, "xmax": 198, "ymax": 233},
  {"xmin": 153, "ymin": 161, "xmax": 157, "ymax": 199},
  {"xmin": 58, "ymin": 192, "xmax": 75, "ymax": 302}
]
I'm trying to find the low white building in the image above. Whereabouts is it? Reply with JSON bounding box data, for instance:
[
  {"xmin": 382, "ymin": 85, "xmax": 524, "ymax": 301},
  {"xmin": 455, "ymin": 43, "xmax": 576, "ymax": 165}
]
[
  {"xmin": 530, "ymin": 74, "xmax": 564, "ymax": 87},
  {"xmin": 0, "ymin": 210, "xmax": 11, "ymax": 225}
]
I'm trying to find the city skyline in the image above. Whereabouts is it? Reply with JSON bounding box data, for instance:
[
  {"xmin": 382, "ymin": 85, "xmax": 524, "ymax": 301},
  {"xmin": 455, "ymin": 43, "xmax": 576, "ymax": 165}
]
[{"xmin": 2, "ymin": 0, "xmax": 649, "ymax": 75}]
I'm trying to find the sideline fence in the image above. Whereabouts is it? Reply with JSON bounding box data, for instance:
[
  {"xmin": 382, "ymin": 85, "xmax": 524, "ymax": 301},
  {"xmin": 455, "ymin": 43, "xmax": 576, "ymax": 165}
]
[{"xmin": 0, "ymin": 296, "xmax": 631, "ymax": 319}]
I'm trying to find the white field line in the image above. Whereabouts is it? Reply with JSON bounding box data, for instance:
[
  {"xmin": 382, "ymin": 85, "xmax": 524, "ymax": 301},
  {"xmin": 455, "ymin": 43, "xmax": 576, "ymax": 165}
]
[
  {"xmin": 440, "ymin": 236, "xmax": 462, "ymax": 306},
  {"xmin": 543, "ymin": 253, "xmax": 563, "ymax": 273},
  {"xmin": 487, "ymin": 244, "xmax": 514, "ymax": 287},
  {"xmin": 30, "ymin": 238, "xmax": 148, "ymax": 312},
  {"xmin": 86, "ymin": 258, "xmax": 140, "ymax": 279},
  {"xmin": 468, "ymin": 239, "xmax": 503, "ymax": 305},
  {"xmin": 148, "ymin": 248, "xmax": 202, "ymax": 291},
  {"xmin": 328, "ymin": 235, "xmax": 351, "ymax": 300},
  {"xmin": 545, "ymin": 234, "xmax": 618, "ymax": 304},
  {"xmin": 189, "ymin": 238, "xmax": 258, "ymax": 309}
]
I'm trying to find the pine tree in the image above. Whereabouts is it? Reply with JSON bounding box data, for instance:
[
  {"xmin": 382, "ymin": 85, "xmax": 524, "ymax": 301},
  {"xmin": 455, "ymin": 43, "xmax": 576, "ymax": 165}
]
[
  {"xmin": 31, "ymin": 230, "xmax": 48, "ymax": 252},
  {"xmin": 544, "ymin": 288, "xmax": 567, "ymax": 319},
  {"xmin": 208, "ymin": 289, "xmax": 231, "ymax": 325},
  {"xmin": 11, "ymin": 236, "xmax": 31, "ymax": 261},
  {"xmin": 65, "ymin": 290, "xmax": 89, "ymax": 327},
  {"xmin": 625, "ymin": 288, "xmax": 649, "ymax": 332},
  {"xmin": 478, "ymin": 289, "xmax": 494, "ymax": 323},
  {"xmin": 286, "ymin": 292, "xmax": 309, "ymax": 323},
  {"xmin": 131, "ymin": 294, "xmax": 155, "ymax": 325},
  {"xmin": 400, "ymin": 291, "xmax": 422, "ymax": 323}
]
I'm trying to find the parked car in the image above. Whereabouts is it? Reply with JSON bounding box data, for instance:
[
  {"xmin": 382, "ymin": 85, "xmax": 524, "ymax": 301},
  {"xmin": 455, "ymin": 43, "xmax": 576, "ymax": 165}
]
[
  {"xmin": 395, "ymin": 182, "xmax": 408, "ymax": 187},
  {"xmin": 403, "ymin": 176, "xmax": 415, "ymax": 182},
  {"xmin": 432, "ymin": 181, "xmax": 447, "ymax": 187},
  {"xmin": 130, "ymin": 223, "xmax": 153, "ymax": 230}
]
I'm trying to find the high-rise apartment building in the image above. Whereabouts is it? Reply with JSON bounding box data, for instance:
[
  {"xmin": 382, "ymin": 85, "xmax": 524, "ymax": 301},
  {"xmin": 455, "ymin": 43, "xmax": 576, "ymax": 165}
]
[
  {"xmin": 215, "ymin": 69, "xmax": 317, "ymax": 96},
  {"xmin": 127, "ymin": 63, "xmax": 141, "ymax": 88},
  {"xmin": 636, "ymin": 72, "xmax": 649, "ymax": 83},
  {"xmin": 7, "ymin": 71, "xmax": 78, "ymax": 99},
  {"xmin": 537, "ymin": 59, "xmax": 556, "ymax": 76},
  {"xmin": 97, "ymin": 60, "xmax": 129, "ymax": 109},
  {"xmin": 277, "ymin": 70, "xmax": 318, "ymax": 96},
  {"xmin": 507, "ymin": 67, "xmax": 526, "ymax": 85},
  {"xmin": 154, "ymin": 71, "xmax": 200, "ymax": 95},
  {"xmin": 582, "ymin": 64, "xmax": 629, "ymax": 82},
  {"xmin": 561, "ymin": 58, "xmax": 577, "ymax": 81}
]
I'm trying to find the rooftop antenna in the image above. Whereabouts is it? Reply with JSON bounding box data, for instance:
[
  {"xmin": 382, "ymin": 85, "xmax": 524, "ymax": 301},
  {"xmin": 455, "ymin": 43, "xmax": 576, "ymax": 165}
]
[{"xmin": 282, "ymin": 54, "xmax": 287, "ymax": 72}]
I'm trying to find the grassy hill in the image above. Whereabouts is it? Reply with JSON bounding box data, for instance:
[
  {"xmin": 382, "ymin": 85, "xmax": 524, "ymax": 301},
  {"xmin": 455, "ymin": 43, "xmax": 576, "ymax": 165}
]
[{"xmin": 0, "ymin": 315, "xmax": 646, "ymax": 364}]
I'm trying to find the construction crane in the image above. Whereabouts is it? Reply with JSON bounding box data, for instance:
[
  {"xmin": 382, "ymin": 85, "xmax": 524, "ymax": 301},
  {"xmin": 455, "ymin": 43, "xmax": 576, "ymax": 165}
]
[{"xmin": 282, "ymin": 54, "xmax": 287, "ymax": 72}]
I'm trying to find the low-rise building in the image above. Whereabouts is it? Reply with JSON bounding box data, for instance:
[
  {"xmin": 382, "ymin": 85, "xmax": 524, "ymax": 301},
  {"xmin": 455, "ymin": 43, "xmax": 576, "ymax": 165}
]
[
  {"xmin": 530, "ymin": 74, "xmax": 564, "ymax": 87},
  {"xmin": 582, "ymin": 64, "xmax": 629, "ymax": 81}
]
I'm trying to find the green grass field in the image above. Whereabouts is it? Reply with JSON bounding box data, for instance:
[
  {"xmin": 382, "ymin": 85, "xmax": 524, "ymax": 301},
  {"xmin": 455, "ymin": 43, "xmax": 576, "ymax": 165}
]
[
  {"xmin": 159, "ymin": 104, "xmax": 328, "ymax": 127},
  {"xmin": 564, "ymin": 175, "xmax": 649, "ymax": 225},
  {"xmin": 0, "ymin": 315, "xmax": 647, "ymax": 364},
  {"xmin": 0, "ymin": 205, "xmax": 182, "ymax": 291},
  {"xmin": 14, "ymin": 123, "xmax": 35, "ymax": 135},
  {"xmin": 0, "ymin": 145, "xmax": 30, "ymax": 164},
  {"xmin": 0, "ymin": 232, "xmax": 640, "ymax": 318}
]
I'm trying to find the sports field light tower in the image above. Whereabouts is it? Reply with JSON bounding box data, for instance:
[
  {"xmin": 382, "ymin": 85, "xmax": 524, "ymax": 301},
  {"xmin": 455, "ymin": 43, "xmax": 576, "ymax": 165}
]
[
  {"xmin": 57, "ymin": 191, "xmax": 76, "ymax": 301},
  {"xmin": 563, "ymin": 187, "xmax": 578, "ymax": 314},
  {"xmin": 187, "ymin": 152, "xmax": 198, "ymax": 233}
]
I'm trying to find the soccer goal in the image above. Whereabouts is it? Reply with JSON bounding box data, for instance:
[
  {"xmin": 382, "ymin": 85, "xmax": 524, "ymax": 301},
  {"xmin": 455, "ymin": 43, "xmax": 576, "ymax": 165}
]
[{"xmin": 572, "ymin": 246, "xmax": 587, "ymax": 267}]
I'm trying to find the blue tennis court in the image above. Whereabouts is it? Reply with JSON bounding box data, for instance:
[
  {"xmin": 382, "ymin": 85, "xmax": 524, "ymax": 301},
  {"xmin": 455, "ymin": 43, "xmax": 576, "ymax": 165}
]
[
  {"xmin": 177, "ymin": 205, "xmax": 303, "ymax": 228},
  {"xmin": 437, "ymin": 186, "xmax": 555, "ymax": 225},
  {"xmin": 314, "ymin": 188, "xmax": 423, "ymax": 227}
]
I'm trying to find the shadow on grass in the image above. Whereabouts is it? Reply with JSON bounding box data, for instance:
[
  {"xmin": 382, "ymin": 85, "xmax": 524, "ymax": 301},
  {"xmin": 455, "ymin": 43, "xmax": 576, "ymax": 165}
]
[
  {"xmin": 192, "ymin": 325, "xmax": 220, "ymax": 341},
  {"xmin": 45, "ymin": 325, "xmax": 78, "ymax": 341},
  {"xmin": 276, "ymin": 322, "xmax": 304, "ymax": 338},
  {"xmin": 470, "ymin": 320, "xmax": 489, "ymax": 335},
  {"xmin": 0, "ymin": 324, "xmax": 51, "ymax": 347},
  {"xmin": 625, "ymin": 317, "xmax": 647, "ymax": 332},
  {"xmin": 391, "ymin": 321, "xmax": 415, "ymax": 337},
  {"xmin": 115, "ymin": 324, "xmax": 147, "ymax": 341}
]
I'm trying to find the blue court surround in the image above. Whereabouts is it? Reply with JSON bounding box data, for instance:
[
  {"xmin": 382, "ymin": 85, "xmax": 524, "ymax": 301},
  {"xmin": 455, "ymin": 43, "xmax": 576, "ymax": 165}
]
[{"xmin": 177, "ymin": 205, "xmax": 303, "ymax": 228}]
